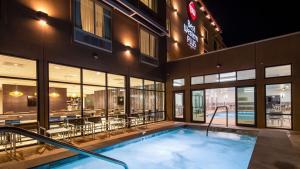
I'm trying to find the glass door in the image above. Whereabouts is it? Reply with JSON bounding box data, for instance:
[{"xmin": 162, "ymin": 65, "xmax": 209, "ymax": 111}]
[
  {"xmin": 192, "ymin": 90, "xmax": 205, "ymax": 122},
  {"xmin": 174, "ymin": 92, "xmax": 184, "ymax": 120},
  {"xmin": 237, "ymin": 87, "xmax": 256, "ymax": 126}
]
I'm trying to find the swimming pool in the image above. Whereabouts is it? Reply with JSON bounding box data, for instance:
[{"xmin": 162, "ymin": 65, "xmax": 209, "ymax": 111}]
[{"xmin": 34, "ymin": 128, "xmax": 256, "ymax": 169}]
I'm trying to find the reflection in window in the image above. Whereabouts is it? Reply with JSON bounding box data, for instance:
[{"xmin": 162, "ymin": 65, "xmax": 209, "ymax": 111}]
[
  {"xmin": 237, "ymin": 87, "xmax": 255, "ymax": 125},
  {"xmin": 265, "ymin": 65, "xmax": 291, "ymax": 78},
  {"xmin": 237, "ymin": 69, "xmax": 256, "ymax": 80},
  {"xmin": 0, "ymin": 55, "xmax": 37, "ymax": 127},
  {"xmin": 219, "ymin": 72, "xmax": 236, "ymax": 82},
  {"xmin": 204, "ymin": 74, "xmax": 219, "ymax": 83},
  {"xmin": 266, "ymin": 83, "xmax": 291, "ymax": 129},
  {"xmin": 191, "ymin": 76, "xmax": 204, "ymax": 85},
  {"xmin": 192, "ymin": 90, "xmax": 205, "ymax": 122},
  {"xmin": 140, "ymin": 28, "xmax": 157, "ymax": 58},
  {"xmin": 173, "ymin": 78, "xmax": 185, "ymax": 87}
]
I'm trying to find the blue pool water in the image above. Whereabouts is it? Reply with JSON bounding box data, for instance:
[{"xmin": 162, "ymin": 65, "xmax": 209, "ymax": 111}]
[{"xmin": 35, "ymin": 128, "xmax": 256, "ymax": 169}]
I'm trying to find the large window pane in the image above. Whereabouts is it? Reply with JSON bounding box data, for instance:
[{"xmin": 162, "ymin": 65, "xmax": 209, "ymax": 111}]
[
  {"xmin": 83, "ymin": 86, "xmax": 106, "ymax": 118},
  {"xmin": 145, "ymin": 90, "xmax": 155, "ymax": 113},
  {"xmin": 191, "ymin": 76, "xmax": 204, "ymax": 85},
  {"xmin": 140, "ymin": 0, "xmax": 156, "ymax": 12},
  {"xmin": 237, "ymin": 87, "xmax": 255, "ymax": 125},
  {"xmin": 156, "ymin": 91, "xmax": 165, "ymax": 121},
  {"xmin": 265, "ymin": 65, "xmax": 291, "ymax": 78},
  {"xmin": 83, "ymin": 69, "xmax": 105, "ymax": 86},
  {"xmin": 49, "ymin": 64, "xmax": 80, "ymax": 83},
  {"xmin": 140, "ymin": 29, "xmax": 157, "ymax": 58},
  {"xmin": 108, "ymin": 87, "xmax": 125, "ymax": 117},
  {"xmin": 156, "ymin": 82, "xmax": 165, "ymax": 91},
  {"xmin": 49, "ymin": 82, "xmax": 82, "ymax": 125},
  {"xmin": 0, "ymin": 54, "xmax": 36, "ymax": 79},
  {"xmin": 205, "ymin": 74, "xmax": 219, "ymax": 83},
  {"xmin": 78, "ymin": 0, "xmax": 94, "ymax": 34},
  {"xmin": 0, "ymin": 78, "xmax": 37, "ymax": 125},
  {"xmin": 205, "ymin": 88, "xmax": 235, "ymax": 126},
  {"xmin": 144, "ymin": 80, "xmax": 155, "ymax": 90},
  {"xmin": 130, "ymin": 89, "xmax": 143, "ymax": 114},
  {"xmin": 130, "ymin": 77, "xmax": 143, "ymax": 89},
  {"xmin": 173, "ymin": 78, "xmax": 185, "ymax": 87},
  {"xmin": 219, "ymin": 72, "xmax": 236, "ymax": 82},
  {"xmin": 107, "ymin": 74, "xmax": 125, "ymax": 88},
  {"xmin": 174, "ymin": 92, "xmax": 184, "ymax": 119},
  {"xmin": 192, "ymin": 90, "xmax": 205, "ymax": 122},
  {"xmin": 237, "ymin": 69, "xmax": 256, "ymax": 80},
  {"xmin": 266, "ymin": 83, "xmax": 291, "ymax": 129}
]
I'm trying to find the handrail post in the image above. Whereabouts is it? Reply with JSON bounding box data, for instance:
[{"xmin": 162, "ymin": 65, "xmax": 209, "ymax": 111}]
[
  {"xmin": 206, "ymin": 106, "xmax": 229, "ymax": 136},
  {"xmin": 226, "ymin": 107, "xmax": 228, "ymax": 127}
]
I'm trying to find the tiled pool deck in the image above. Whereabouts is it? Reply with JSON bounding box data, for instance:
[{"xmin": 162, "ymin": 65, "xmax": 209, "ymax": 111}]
[{"xmin": 0, "ymin": 121, "xmax": 299, "ymax": 169}]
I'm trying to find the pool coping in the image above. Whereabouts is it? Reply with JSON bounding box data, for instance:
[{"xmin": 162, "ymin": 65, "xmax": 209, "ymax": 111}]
[{"xmin": 0, "ymin": 122, "xmax": 299, "ymax": 169}]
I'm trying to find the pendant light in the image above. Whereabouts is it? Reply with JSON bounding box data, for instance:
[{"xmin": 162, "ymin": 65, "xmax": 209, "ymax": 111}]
[{"xmin": 9, "ymin": 85, "xmax": 24, "ymax": 97}]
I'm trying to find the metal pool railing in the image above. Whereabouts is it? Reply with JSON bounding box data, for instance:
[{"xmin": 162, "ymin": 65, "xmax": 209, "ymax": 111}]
[
  {"xmin": 0, "ymin": 126, "xmax": 129, "ymax": 169},
  {"xmin": 206, "ymin": 106, "xmax": 229, "ymax": 136}
]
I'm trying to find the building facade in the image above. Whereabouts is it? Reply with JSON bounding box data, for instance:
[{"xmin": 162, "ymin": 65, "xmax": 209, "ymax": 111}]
[
  {"xmin": 166, "ymin": 32, "xmax": 300, "ymax": 131},
  {"xmin": 0, "ymin": 0, "xmax": 170, "ymax": 130}
]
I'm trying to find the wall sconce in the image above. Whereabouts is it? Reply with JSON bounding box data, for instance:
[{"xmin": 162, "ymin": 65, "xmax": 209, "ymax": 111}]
[
  {"xmin": 173, "ymin": 8, "xmax": 178, "ymax": 14},
  {"xmin": 125, "ymin": 45, "xmax": 131, "ymax": 54},
  {"xmin": 36, "ymin": 11, "xmax": 48, "ymax": 26}
]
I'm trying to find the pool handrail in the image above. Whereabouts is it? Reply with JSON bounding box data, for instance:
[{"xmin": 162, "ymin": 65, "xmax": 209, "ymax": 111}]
[
  {"xmin": 206, "ymin": 106, "xmax": 229, "ymax": 136},
  {"xmin": 0, "ymin": 126, "xmax": 129, "ymax": 169}
]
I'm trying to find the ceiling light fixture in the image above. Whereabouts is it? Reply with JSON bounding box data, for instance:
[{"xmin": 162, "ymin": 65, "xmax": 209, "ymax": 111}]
[{"xmin": 9, "ymin": 85, "xmax": 24, "ymax": 97}]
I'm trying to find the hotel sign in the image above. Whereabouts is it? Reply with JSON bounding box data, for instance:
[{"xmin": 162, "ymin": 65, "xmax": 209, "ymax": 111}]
[
  {"xmin": 184, "ymin": 19, "xmax": 199, "ymax": 50},
  {"xmin": 188, "ymin": 1, "xmax": 197, "ymax": 21}
]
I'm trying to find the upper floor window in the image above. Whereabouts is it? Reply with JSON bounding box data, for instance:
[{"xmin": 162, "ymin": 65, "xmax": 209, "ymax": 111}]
[
  {"xmin": 204, "ymin": 27, "xmax": 208, "ymax": 44},
  {"xmin": 140, "ymin": 28, "xmax": 157, "ymax": 58},
  {"xmin": 265, "ymin": 65, "xmax": 291, "ymax": 78},
  {"xmin": 173, "ymin": 79, "xmax": 185, "ymax": 87},
  {"xmin": 74, "ymin": 0, "xmax": 112, "ymax": 51},
  {"xmin": 140, "ymin": 0, "xmax": 157, "ymax": 12},
  {"xmin": 237, "ymin": 69, "xmax": 256, "ymax": 80}
]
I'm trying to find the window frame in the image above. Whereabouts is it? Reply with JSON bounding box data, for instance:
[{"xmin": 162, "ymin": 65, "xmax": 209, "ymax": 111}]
[
  {"xmin": 139, "ymin": 27, "xmax": 158, "ymax": 59},
  {"xmin": 264, "ymin": 64, "xmax": 292, "ymax": 79}
]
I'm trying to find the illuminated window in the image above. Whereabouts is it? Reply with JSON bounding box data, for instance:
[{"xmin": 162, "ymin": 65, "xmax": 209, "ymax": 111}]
[
  {"xmin": 219, "ymin": 72, "xmax": 236, "ymax": 82},
  {"xmin": 191, "ymin": 76, "xmax": 204, "ymax": 85},
  {"xmin": 140, "ymin": 28, "xmax": 157, "ymax": 58},
  {"xmin": 173, "ymin": 79, "xmax": 185, "ymax": 87},
  {"xmin": 204, "ymin": 74, "xmax": 219, "ymax": 83},
  {"xmin": 74, "ymin": 0, "xmax": 112, "ymax": 51},
  {"xmin": 140, "ymin": 0, "xmax": 157, "ymax": 12},
  {"xmin": 237, "ymin": 69, "xmax": 256, "ymax": 80},
  {"xmin": 0, "ymin": 54, "xmax": 37, "ymax": 127},
  {"xmin": 265, "ymin": 65, "xmax": 291, "ymax": 78}
]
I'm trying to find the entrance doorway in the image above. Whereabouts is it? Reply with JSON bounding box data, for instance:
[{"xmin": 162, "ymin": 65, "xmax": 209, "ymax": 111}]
[{"xmin": 205, "ymin": 88, "xmax": 236, "ymax": 126}]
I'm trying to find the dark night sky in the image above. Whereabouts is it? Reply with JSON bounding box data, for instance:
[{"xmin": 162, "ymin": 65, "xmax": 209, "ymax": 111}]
[{"xmin": 202, "ymin": 0, "xmax": 300, "ymax": 47}]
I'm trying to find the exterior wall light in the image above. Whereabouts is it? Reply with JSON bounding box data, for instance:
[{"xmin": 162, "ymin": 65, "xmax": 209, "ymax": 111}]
[
  {"xmin": 36, "ymin": 11, "xmax": 48, "ymax": 26},
  {"xmin": 125, "ymin": 45, "xmax": 131, "ymax": 54}
]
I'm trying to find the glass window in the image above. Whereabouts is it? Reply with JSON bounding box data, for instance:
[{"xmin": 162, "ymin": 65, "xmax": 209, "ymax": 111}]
[
  {"xmin": 130, "ymin": 88, "xmax": 143, "ymax": 114},
  {"xmin": 156, "ymin": 91, "xmax": 165, "ymax": 121},
  {"xmin": 205, "ymin": 88, "xmax": 236, "ymax": 126},
  {"xmin": 130, "ymin": 77, "xmax": 143, "ymax": 89},
  {"xmin": 83, "ymin": 86, "xmax": 106, "ymax": 118},
  {"xmin": 173, "ymin": 78, "xmax": 185, "ymax": 87},
  {"xmin": 156, "ymin": 82, "xmax": 165, "ymax": 91},
  {"xmin": 237, "ymin": 87, "xmax": 255, "ymax": 125},
  {"xmin": 265, "ymin": 65, "xmax": 291, "ymax": 78},
  {"xmin": 0, "ymin": 55, "xmax": 37, "ymax": 128},
  {"xmin": 145, "ymin": 90, "xmax": 155, "ymax": 113},
  {"xmin": 140, "ymin": 0, "xmax": 157, "ymax": 12},
  {"xmin": 219, "ymin": 72, "xmax": 236, "ymax": 82},
  {"xmin": 49, "ymin": 82, "xmax": 82, "ymax": 125},
  {"xmin": 192, "ymin": 90, "xmax": 205, "ymax": 122},
  {"xmin": 140, "ymin": 28, "xmax": 157, "ymax": 58},
  {"xmin": 191, "ymin": 76, "xmax": 204, "ymax": 85},
  {"xmin": 49, "ymin": 64, "xmax": 80, "ymax": 83},
  {"xmin": 266, "ymin": 83, "xmax": 291, "ymax": 129},
  {"xmin": 107, "ymin": 73, "xmax": 125, "ymax": 88},
  {"xmin": 174, "ymin": 92, "xmax": 184, "ymax": 119},
  {"xmin": 237, "ymin": 69, "xmax": 256, "ymax": 80},
  {"xmin": 144, "ymin": 80, "xmax": 155, "ymax": 90},
  {"xmin": 108, "ymin": 87, "xmax": 125, "ymax": 117},
  {"xmin": 204, "ymin": 74, "xmax": 219, "ymax": 83},
  {"xmin": 75, "ymin": 0, "xmax": 111, "ymax": 40},
  {"xmin": 83, "ymin": 69, "xmax": 106, "ymax": 86}
]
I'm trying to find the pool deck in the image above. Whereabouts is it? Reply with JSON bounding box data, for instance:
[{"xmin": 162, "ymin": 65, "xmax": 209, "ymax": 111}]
[{"xmin": 0, "ymin": 121, "xmax": 299, "ymax": 169}]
